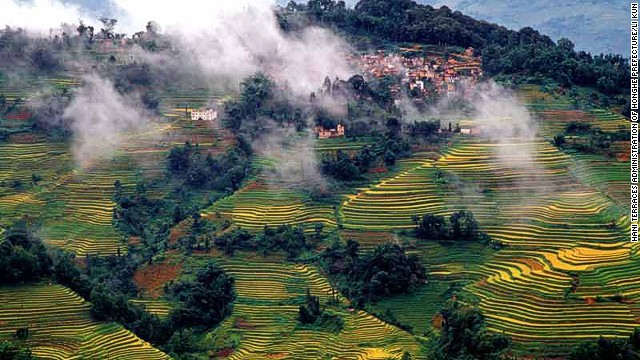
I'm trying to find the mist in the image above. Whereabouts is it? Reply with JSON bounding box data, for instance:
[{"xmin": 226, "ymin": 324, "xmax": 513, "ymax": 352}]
[
  {"xmin": 251, "ymin": 120, "xmax": 325, "ymax": 190},
  {"xmin": 128, "ymin": 2, "xmax": 354, "ymax": 98},
  {"xmin": 0, "ymin": 0, "xmax": 94, "ymax": 33},
  {"xmin": 63, "ymin": 74, "xmax": 151, "ymax": 168},
  {"xmin": 469, "ymin": 81, "xmax": 539, "ymax": 168},
  {"xmin": 1, "ymin": 0, "xmax": 356, "ymax": 174}
]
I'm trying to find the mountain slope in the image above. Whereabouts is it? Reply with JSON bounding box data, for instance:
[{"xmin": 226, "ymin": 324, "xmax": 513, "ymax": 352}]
[{"xmin": 421, "ymin": 0, "xmax": 628, "ymax": 56}]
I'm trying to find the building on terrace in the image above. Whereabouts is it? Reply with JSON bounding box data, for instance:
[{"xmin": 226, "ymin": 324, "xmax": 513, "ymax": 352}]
[
  {"xmin": 190, "ymin": 109, "xmax": 217, "ymax": 121},
  {"xmin": 315, "ymin": 124, "xmax": 345, "ymax": 139}
]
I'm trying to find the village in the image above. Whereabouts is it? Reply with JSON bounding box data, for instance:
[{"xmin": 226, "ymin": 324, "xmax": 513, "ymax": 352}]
[
  {"xmin": 187, "ymin": 48, "xmax": 481, "ymax": 140},
  {"xmin": 346, "ymin": 47, "xmax": 483, "ymax": 98}
]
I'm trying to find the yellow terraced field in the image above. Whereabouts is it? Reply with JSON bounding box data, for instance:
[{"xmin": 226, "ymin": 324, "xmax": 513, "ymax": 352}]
[
  {"xmin": 0, "ymin": 284, "xmax": 169, "ymax": 360},
  {"xmin": 431, "ymin": 133, "xmax": 636, "ymax": 350},
  {"xmin": 209, "ymin": 255, "xmax": 421, "ymax": 359},
  {"xmin": 339, "ymin": 87, "xmax": 635, "ymax": 354},
  {"xmin": 341, "ymin": 156, "xmax": 447, "ymax": 230},
  {"xmin": 203, "ymin": 181, "xmax": 337, "ymax": 232}
]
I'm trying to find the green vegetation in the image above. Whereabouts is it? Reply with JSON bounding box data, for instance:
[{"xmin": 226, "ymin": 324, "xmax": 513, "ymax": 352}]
[
  {"xmin": 0, "ymin": 341, "xmax": 34, "ymax": 360},
  {"xmin": 170, "ymin": 262, "xmax": 236, "ymax": 329},
  {"xmin": 297, "ymin": 289, "xmax": 345, "ymax": 333},
  {"xmin": 167, "ymin": 141, "xmax": 251, "ymax": 191},
  {"xmin": 322, "ymin": 241, "xmax": 427, "ymax": 306},
  {"xmin": 0, "ymin": 218, "xmax": 236, "ymax": 358},
  {"xmin": 282, "ymin": 0, "xmax": 629, "ymax": 97},
  {"xmin": 0, "ymin": 1, "xmax": 634, "ymax": 358},
  {"xmin": 429, "ymin": 299, "xmax": 511, "ymax": 360},
  {"xmin": 0, "ymin": 284, "xmax": 169, "ymax": 359},
  {"xmin": 214, "ymin": 225, "xmax": 312, "ymax": 259},
  {"xmin": 553, "ymin": 121, "xmax": 630, "ymax": 158},
  {"xmin": 415, "ymin": 210, "xmax": 484, "ymax": 242},
  {"xmin": 570, "ymin": 330, "xmax": 640, "ymax": 360}
]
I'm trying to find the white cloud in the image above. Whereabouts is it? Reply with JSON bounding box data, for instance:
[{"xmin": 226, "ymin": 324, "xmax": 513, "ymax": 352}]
[{"xmin": 0, "ymin": 0, "xmax": 92, "ymax": 32}]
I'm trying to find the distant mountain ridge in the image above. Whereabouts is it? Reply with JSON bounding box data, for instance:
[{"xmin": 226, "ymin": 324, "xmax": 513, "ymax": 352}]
[
  {"xmin": 276, "ymin": 0, "xmax": 628, "ymax": 57},
  {"xmin": 412, "ymin": 0, "xmax": 628, "ymax": 56}
]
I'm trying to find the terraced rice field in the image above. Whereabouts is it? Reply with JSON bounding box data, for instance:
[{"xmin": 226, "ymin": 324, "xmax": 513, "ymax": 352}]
[
  {"xmin": 0, "ymin": 139, "xmax": 140, "ymax": 255},
  {"xmin": 0, "ymin": 284, "xmax": 169, "ymax": 360},
  {"xmin": 0, "ymin": 89, "xmax": 227, "ymax": 254},
  {"xmin": 337, "ymin": 86, "xmax": 635, "ymax": 355},
  {"xmin": 203, "ymin": 181, "xmax": 337, "ymax": 233},
  {"xmin": 430, "ymin": 137, "xmax": 635, "ymax": 353},
  {"xmin": 315, "ymin": 137, "xmax": 375, "ymax": 152},
  {"xmin": 340, "ymin": 154, "xmax": 447, "ymax": 230},
  {"xmin": 372, "ymin": 242, "xmax": 494, "ymax": 334},
  {"xmin": 203, "ymin": 254, "xmax": 421, "ymax": 359}
]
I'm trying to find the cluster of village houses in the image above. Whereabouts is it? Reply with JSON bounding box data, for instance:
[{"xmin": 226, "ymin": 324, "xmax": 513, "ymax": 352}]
[
  {"xmin": 309, "ymin": 48, "xmax": 481, "ymax": 138},
  {"xmin": 346, "ymin": 47, "xmax": 483, "ymax": 98},
  {"xmin": 188, "ymin": 48, "xmax": 481, "ymax": 139}
]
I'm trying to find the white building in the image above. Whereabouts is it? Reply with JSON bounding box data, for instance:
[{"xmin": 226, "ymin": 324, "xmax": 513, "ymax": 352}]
[{"xmin": 190, "ymin": 109, "xmax": 217, "ymax": 121}]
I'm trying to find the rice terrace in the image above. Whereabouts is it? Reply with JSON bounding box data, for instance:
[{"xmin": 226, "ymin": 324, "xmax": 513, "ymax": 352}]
[{"xmin": 0, "ymin": 0, "xmax": 635, "ymax": 359}]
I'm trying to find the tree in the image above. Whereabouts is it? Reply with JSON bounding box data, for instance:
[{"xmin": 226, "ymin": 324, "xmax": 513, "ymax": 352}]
[
  {"xmin": 299, "ymin": 289, "xmax": 322, "ymax": 324},
  {"xmin": 170, "ymin": 262, "xmax": 236, "ymax": 328},
  {"xmin": 167, "ymin": 143, "xmax": 192, "ymax": 173},
  {"xmin": 29, "ymin": 173, "xmax": 41, "ymax": 185},
  {"xmin": 348, "ymin": 74, "xmax": 367, "ymax": 95},
  {"xmin": 570, "ymin": 336, "xmax": 639, "ymax": 360},
  {"xmin": 30, "ymin": 47, "xmax": 59, "ymax": 72},
  {"xmin": 417, "ymin": 214, "xmax": 447, "ymax": 240},
  {"xmin": 0, "ymin": 220, "xmax": 52, "ymax": 284},
  {"xmin": 0, "ymin": 341, "xmax": 34, "ymax": 360},
  {"xmin": 240, "ymin": 73, "xmax": 274, "ymax": 115},
  {"xmin": 314, "ymin": 222, "xmax": 324, "ymax": 238},
  {"xmin": 435, "ymin": 300, "xmax": 511, "ymax": 359},
  {"xmin": 99, "ymin": 18, "xmax": 118, "ymax": 39},
  {"xmin": 553, "ymin": 133, "xmax": 566, "ymax": 147},
  {"xmin": 345, "ymin": 239, "xmax": 359, "ymax": 259},
  {"xmin": 449, "ymin": 211, "xmax": 479, "ymax": 241}
]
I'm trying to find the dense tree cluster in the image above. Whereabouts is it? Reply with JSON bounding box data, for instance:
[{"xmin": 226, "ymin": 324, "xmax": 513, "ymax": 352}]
[
  {"xmin": 0, "ymin": 220, "xmax": 97, "ymax": 295},
  {"xmin": 415, "ymin": 211, "xmax": 483, "ymax": 241},
  {"xmin": 2, "ymin": 205, "xmax": 237, "ymax": 357},
  {"xmin": 167, "ymin": 141, "xmax": 251, "ymax": 191},
  {"xmin": 114, "ymin": 183, "xmax": 170, "ymax": 238},
  {"xmin": 111, "ymin": 178, "xmax": 206, "ymax": 264},
  {"xmin": 431, "ymin": 300, "xmax": 511, "ymax": 360},
  {"xmin": 321, "ymin": 133, "xmax": 411, "ymax": 181},
  {"xmin": 322, "ymin": 241, "xmax": 426, "ymax": 306},
  {"xmin": 553, "ymin": 122, "xmax": 630, "ymax": 158},
  {"xmin": 214, "ymin": 224, "xmax": 313, "ymax": 259},
  {"xmin": 88, "ymin": 261, "xmax": 236, "ymax": 354},
  {"xmin": 169, "ymin": 262, "xmax": 236, "ymax": 329},
  {"xmin": 224, "ymin": 73, "xmax": 309, "ymax": 135},
  {"xmin": 570, "ymin": 329, "xmax": 640, "ymax": 360},
  {"xmin": 0, "ymin": 341, "xmax": 34, "ymax": 360},
  {"xmin": 297, "ymin": 289, "xmax": 345, "ymax": 333},
  {"xmin": 0, "ymin": 220, "xmax": 236, "ymax": 357},
  {"xmin": 320, "ymin": 116, "xmax": 416, "ymax": 182},
  {"xmin": 0, "ymin": 219, "xmax": 52, "ymax": 284},
  {"xmin": 298, "ymin": 289, "xmax": 323, "ymax": 324},
  {"xmin": 88, "ymin": 286, "xmax": 175, "ymax": 345},
  {"xmin": 280, "ymin": 0, "xmax": 629, "ymax": 95}
]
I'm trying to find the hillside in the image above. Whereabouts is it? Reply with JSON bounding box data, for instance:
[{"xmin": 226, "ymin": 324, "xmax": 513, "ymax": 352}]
[
  {"xmin": 421, "ymin": 0, "xmax": 629, "ymax": 56},
  {"xmin": 0, "ymin": 0, "xmax": 634, "ymax": 359}
]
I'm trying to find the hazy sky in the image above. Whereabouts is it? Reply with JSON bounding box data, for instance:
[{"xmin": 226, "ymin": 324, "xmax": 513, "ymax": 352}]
[{"xmin": 1, "ymin": 0, "xmax": 628, "ymax": 56}]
